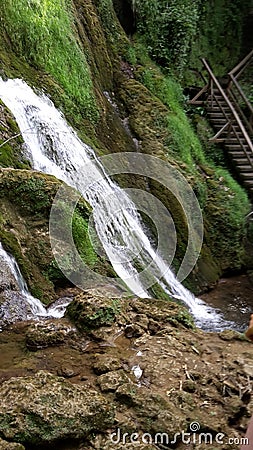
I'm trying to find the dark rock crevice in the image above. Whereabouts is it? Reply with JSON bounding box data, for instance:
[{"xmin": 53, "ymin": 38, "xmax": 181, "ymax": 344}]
[{"xmin": 112, "ymin": 0, "xmax": 136, "ymax": 35}]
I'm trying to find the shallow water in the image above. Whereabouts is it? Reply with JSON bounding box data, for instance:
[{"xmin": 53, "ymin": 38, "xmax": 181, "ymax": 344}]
[{"xmin": 200, "ymin": 274, "xmax": 253, "ymax": 332}]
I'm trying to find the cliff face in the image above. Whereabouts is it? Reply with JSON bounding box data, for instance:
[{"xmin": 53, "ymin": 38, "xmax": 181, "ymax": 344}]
[
  {"xmin": 0, "ymin": 3, "xmax": 253, "ymax": 449},
  {"xmin": 0, "ymin": 0, "xmax": 252, "ymax": 297}
]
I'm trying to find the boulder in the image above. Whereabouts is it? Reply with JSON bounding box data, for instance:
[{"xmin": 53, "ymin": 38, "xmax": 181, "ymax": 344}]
[
  {"xmin": 67, "ymin": 293, "xmax": 121, "ymax": 330},
  {"xmin": 0, "ymin": 371, "xmax": 114, "ymax": 445}
]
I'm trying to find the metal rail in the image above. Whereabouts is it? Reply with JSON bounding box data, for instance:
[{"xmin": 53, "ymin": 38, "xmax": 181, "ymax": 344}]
[{"xmin": 202, "ymin": 58, "xmax": 253, "ymax": 165}]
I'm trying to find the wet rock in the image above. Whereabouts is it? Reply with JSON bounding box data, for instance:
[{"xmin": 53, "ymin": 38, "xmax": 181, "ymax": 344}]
[
  {"xmin": 219, "ymin": 330, "xmax": 246, "ymax": 341},
  {"xmin": 0, "ymin": 371, "xmax": 114, "ymax": 445},
  {"xmin": 0, "ymin": 438, "xmax": 25, "ymax": 450},
  {"xmin": 97, "ymin": 369, "xmax": 131, "ymax": 392},
  {"xmin": 57, "ymin": 365, "xmax": 79, "ymax": 378},
  {"xmin": 130, "ymin": 298, "xmax": 195, "ymax": 330},
  {"xmin": 67, "ymin": 293, "xmax": 121, "ymax": 330},
  {"xmin": 25, "ymin": 320, "xmax": 77, "ymax": 350},
  {"xmin": 93, "ymin": 354, "xmax": 122, "ymax": 374},
  {"xmin": 0, "ymin": 254, "xmax": 19, "ymax": 293},
  {"xmin": 0, "ymin": 291, "xmax": 35, "ymax": 329},
  {"xmin": 115, "ymin": 382, "xmax": 138, "ymax": 406},
  {"xmin": 124, "ymin": 323, "xmax": 143, "ymax": 338}
]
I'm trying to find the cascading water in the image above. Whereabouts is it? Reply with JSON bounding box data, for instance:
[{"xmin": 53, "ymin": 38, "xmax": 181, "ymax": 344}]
[
  {"xmin": 0, "ymin": 78, "xmax": 235, "ymax": 330},
  {"xmin": 0, "ymin": 242, "xmax": 70, "ymax": 323}
]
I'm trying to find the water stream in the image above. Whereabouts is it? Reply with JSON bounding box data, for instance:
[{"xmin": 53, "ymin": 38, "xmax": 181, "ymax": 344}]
[
  {"xmin": 0, "ymin": 77, "xmax": 238, "ymax": 330},
  {"xmin": 0, "ymin": 242, "xmax": 68, "ymax": 323}
]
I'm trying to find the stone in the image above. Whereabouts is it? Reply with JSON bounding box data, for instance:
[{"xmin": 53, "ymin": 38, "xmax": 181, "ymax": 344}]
[
  {"xmin": 97, "ymin": 370, "xmax": 131, "ymax": 392},
  {"xmin": 25, "ymin": 320, "xmax": 77, "ymax": 350},
  {"xmin": 0, "ymin": 252, "xmax": 19, "ymax": 293},
  {"xmin": 0, "ymin": 438, "xmax": 25, "ymax": 450},
  {"xmin": 93, "ymin": 354, "xmax": 122, "ymax": 374},
  {"xmin": 0, "ymin": 291, "xmax": 35, "ymax": 329},
  {"xmin": 0, "ymin": 371, "xmax": 114, "ymax": 445},
  {"xmin": 67, "ymin": 293, "xmax": 121, "ymax": 330}
]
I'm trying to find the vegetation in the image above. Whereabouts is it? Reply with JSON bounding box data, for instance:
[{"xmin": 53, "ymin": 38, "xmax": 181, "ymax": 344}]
[
  {"xmin": 120, "ymin": 40, "xmax": 251, "ymax": 277},
  {"xmin": 1, "ymin": 0, "xmax": 98, "ymax": 122},
  {"xmin": 133, "ymin": 0, "xmax": 249, "ymax": 81},
  {"xmin": 0, "ymin": 0, "xmax": 251, "ymax": 298}
]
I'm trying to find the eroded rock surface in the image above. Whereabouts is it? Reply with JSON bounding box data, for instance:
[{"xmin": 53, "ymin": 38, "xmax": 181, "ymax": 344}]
[
  {"xmin": 0, "ymin": 371, "xmax": 114, "ymax": 445},
  {"xmin": 0, "ymin": 296, "xmax": 252, "ymax": 449}
]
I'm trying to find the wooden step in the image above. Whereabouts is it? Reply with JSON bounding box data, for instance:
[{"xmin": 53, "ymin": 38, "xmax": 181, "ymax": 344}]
[
  {"xmin": 242, "ymin": 179, "xmax": 253, "ymax": 187},
  {"xmin": 207, "ymin": 105, "xmax": 231, "ymax": 112},
  {"xmin": 227, "ymin": 144, "xmax": 248, "ymax": 150},
  {"xmin": 236, "ymin": 166, "xmax": 253, "ymax": 172},
  {"xmin": 225, "ymin": 137, "xmax": 245, "ymax": 142},
  {"xmin": 228, "ymin": 151, "xmax": 252, "ymax": 158},
  {"xmin": 209, "ymin": 118, "xmax": 228, "ymax": 125},
  {"xmin": 232, "ymin": 158, "xmax": 253, "ymax": 165},
  {"xmin": 208, "ymin": 112, "xmax": 227, "ymax": 118},
  {"xmin": 239, "ymin": 172, "xmax": 253, "ymax": 180}
]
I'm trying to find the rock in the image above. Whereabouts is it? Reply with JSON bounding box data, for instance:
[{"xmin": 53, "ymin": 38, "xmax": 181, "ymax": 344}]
[
  {"xmin": 0, "ymin": 438, "xmax": 25, "ymax": 450},
  {"xmin": 0, "ymin": 371, "xmax": 114, "ymax": 445},
  {"xmin": 219, "ymin": 330, "xmax": 246, "ymax": 341},
  {"xmin": 93, "ymin": 354, "xmax": 122, "ymax": 374},
  {"xmin": 25, "ymin": 320, "xmax": 77, "ymax": 350},
  {"xmin": 58, "ymin": 364, "xmax": 79, "ymax": 378},
  {"xmin": 67, "ymin": 293, "xmax": 121, "ymax": 330},
  {"xmin": 0, "ymin": 291, "xmax": 36, "ymax": 329},
  {"xmin": 97, "ymin": 370, "xmax": 131, "ymax": 392},
  {"xmin": 0, "ymin": 251, "xmax": 19, "ymax": 293},
  {"xmin": 124, "ymin": 324, "xmax": 144, "ymax": 338}
]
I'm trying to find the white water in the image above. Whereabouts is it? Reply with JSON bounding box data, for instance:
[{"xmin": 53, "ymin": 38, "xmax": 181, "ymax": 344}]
[
  {"xmin": 0, "ymin": 242, "xmax": 69, "ymax": 319},
  {"xmin": 0, "ymin": 78, "xmax": 235, "ymax": 330}
]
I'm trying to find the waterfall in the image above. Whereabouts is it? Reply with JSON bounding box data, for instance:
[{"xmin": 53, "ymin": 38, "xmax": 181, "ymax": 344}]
[
  {"xmin": 0, "ymin": 78, "xmax": 234, "ymax": 330},
  {"xmin": 0, "ymin": 242, "xmax": 70, "ymax": 321}
]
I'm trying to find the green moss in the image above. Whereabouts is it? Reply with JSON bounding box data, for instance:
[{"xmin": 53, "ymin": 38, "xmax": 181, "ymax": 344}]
[
  {"xmin": 1, "ymin": 0, "xmax": 98, "ymax": 122},
  {"xmin": 204, "ymin": 170, "xmax": 250, "ymax": 271},
  {"xmin": 67, "ymin": 296, "xmax": 121, "ymax": 330}
]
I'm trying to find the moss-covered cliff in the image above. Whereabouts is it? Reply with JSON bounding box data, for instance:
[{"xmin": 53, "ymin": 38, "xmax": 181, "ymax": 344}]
[{"xmin": 0, "ymin": 0, "xmax": 252, "ymax": 298}]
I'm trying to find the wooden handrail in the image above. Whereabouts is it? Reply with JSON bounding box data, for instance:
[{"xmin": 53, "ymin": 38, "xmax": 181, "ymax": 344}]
[
  {"xmin": 228, "ymin": 48, "xmax": 253, "ymax": 79},
  {"xmin": 228, "ymin": 74, "xmax": 253, "ymax": 119},
  {"xmin": 201, "ymin": 58, "xmax": 253, "ymax": 159}
]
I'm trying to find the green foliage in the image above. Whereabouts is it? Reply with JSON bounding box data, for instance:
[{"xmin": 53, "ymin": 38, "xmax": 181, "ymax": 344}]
[
  {"xmin": 72, "ymin": 209, "xmax": 98, "ymax": 267},
  {"xmin": 2, "ymin": 0, "xmax": 98, "ymax": 122},
  {"xmin": 97, "ymin": 0, "xmax": 129, "ymax": 53},
  {"xmin": 138, "ymin": 66, "xmax": 206, "ymax": 165},
  {"xmin": 134, "ymin": 0, "xmax": 200, "ymax": 74},
  {"xmin": 187, "ymin": 0, "xmax": 249, "ymax": 83},
  {"xmin": 133, "ymin": 0, "xmax": 249, "ymax": 80},
  {"xmin": 204, "ymin": 169, "xmax": 250, "ymax": 270},
  {"xmin": 14, "ymin": 178, "xmax": 51, "ymax": 214},
  {"xmin": 86, "ymin": 299, "xmax": 121, "ymax": 328}
]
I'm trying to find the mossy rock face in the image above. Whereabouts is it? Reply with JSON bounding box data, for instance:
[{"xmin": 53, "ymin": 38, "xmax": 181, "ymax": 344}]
[
  {"xmin": 67, "ymin": 293, "xmax": 121, "ymax": 330},
  {"xmin": 0, "ymin": 0, "xmax": 250, "ymax": 298},
  {"xmin": 0, "ymin": 101, "xmax": 30, "ymax": 169},
  {"xmin": 0, "ymin": 169, "xmax": 111, "ymax": 303},
  {"xmin": 0, "ymin": 371, "xmax": 115, "ymax": 445}
]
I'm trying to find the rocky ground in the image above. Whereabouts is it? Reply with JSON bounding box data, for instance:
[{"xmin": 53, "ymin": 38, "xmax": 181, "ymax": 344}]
[{"xmin": 0, "ymin": 291, "xmax": 252, "ymax": 449}]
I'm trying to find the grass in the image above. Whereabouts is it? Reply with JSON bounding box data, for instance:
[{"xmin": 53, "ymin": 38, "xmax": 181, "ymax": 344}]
[
  {"xmin": 2, "ymin": 0, "xmax": 98, "ymax": 122},
  {"xmin": 139, "ymin": 65, "xmax": 206, "ymax": 166}
]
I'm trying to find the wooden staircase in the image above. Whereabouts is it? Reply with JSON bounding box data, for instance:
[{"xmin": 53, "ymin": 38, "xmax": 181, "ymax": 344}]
[{"xmin": 189, "ymin": 50, "xmax": 253, "ymax": 198}]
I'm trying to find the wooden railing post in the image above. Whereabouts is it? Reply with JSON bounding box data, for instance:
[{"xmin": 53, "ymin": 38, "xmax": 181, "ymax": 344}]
[{"xmin": 201, "ymin": 58, "xmax": 253, "ymax": 163}]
